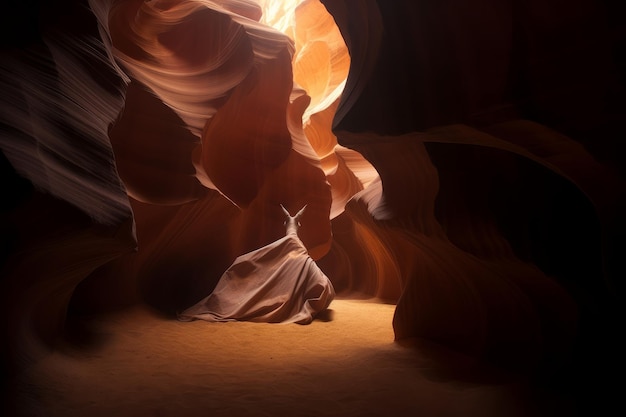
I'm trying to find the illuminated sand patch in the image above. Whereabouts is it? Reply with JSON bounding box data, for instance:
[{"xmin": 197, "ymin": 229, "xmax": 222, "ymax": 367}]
[{"xmin": 10, "ymin": 300, "xmax": 556, "ymax": 417}]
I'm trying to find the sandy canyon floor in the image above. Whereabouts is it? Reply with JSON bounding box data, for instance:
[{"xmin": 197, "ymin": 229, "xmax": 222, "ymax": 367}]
[{"xmin": 6, "ymin": 299, "xmax": 580, "ymax": 417}]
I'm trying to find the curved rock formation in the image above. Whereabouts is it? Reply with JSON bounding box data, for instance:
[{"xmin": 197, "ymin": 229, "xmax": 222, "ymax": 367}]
[
  {"xmin": 0, "ymin": 0, "xmax": 136, "ymax": 373},
  {"xmin": 1, "ymin": 0, "xmax": 624, "ymax": 382}
]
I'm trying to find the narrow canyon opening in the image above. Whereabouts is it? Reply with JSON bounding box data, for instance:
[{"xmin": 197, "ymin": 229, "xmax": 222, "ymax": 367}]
[{"xmin": 2, "ymin": 1, "xmax": 624, "ymax": 416}]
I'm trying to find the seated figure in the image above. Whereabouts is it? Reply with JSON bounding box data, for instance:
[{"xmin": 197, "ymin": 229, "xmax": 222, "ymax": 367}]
[{"xmin": 178, "ymin": 205, "xmax": 335, "ymax": 324}]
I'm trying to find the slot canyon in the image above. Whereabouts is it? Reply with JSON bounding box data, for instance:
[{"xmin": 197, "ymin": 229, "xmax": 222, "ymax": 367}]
[{"xmin": 1, "ymin": 0, "xmax": 624, "ymax": 416}]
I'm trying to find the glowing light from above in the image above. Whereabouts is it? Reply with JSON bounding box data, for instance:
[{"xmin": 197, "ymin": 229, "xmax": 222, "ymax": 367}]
[
  {"xmin": 255, "ymin": 0, "xmax": 373, "ymax": 222},
  {"xmin": 258, "ymin": 0, "xmax": 299, "ymax": 38},
  {"xmin": 258, "ymin": 0, "xmax": 350, "ymax": 123}
]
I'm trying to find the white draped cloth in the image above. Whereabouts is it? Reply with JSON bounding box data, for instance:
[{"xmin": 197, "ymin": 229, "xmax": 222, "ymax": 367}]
[{"xmin": 178, "ymin": 233, "xmax": 335, "ymax": 324}]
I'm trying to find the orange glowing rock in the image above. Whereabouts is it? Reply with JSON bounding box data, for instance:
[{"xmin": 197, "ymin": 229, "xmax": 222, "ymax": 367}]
[{"xmin": 98, "ymin": 0, "xmax": 379, "ymax": 259}]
